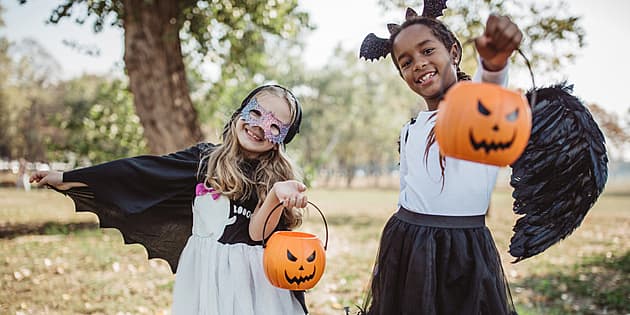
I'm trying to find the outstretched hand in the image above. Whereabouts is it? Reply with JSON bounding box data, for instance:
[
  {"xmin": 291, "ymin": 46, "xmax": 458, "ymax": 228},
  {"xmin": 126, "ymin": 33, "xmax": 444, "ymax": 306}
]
[
  {"xmin": 29, "ymin": 171, "xmax": 62, "ymax": 188},
  {"xmin": 475, "ymin": 14, "xmax": 523, "ymax": 71},
  {"xmin": 273, "ymin": 180, "xmax": 308, "ymax": 209},
  {"xmin": 29, "ymin": 170, "xmax": 78, "ymax": 190}
]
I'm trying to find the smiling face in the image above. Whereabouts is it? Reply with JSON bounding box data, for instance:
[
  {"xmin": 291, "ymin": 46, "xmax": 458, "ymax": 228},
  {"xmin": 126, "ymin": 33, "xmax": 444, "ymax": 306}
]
[
  {"xmin": 392, "ymin": 23, "xmax": 459, "ymax": 110},
  {"xmin": 235, "ymin": 92, "xmax": 292, "ymax": 158}
]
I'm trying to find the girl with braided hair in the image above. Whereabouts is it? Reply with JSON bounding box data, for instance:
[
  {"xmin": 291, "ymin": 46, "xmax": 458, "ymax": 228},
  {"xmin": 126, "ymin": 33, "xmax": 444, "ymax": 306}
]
[
  {"xmin": 30, "ymin": 85, "xmax": 311, "ymax": 314},
  {"xmin": 359, "ymin": 5, "xmax": 522, "ymax": 315}
]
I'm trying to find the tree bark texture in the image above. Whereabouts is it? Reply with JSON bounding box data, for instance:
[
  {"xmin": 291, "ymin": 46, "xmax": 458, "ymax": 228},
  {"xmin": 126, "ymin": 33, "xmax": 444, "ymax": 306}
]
[{"xmin": 123, "ymin": 0, "xmax": 202, "ymax": 154}]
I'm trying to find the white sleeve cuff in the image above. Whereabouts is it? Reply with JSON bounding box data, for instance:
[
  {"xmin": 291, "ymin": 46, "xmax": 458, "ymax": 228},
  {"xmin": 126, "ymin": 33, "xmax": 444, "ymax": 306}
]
[{"xmin": 472, "ymin": 58, "xmax": 509, "ymax": 87}]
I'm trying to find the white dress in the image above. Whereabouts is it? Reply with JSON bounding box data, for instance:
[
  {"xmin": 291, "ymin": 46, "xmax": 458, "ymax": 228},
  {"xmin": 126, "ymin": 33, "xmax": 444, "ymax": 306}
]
[{"xmin": 171, "ymin": 185, "xmax": 304, "ymax": 315}]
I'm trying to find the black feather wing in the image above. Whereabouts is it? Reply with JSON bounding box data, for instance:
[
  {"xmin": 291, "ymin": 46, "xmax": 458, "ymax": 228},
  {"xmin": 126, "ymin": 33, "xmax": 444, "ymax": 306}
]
[{"xmin": 509, "ymin": 83, "xmax": 608, "ymax": 262}]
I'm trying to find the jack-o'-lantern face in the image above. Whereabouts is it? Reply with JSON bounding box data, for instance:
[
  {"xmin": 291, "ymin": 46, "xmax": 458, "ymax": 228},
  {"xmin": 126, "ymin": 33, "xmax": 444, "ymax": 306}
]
[
  {"xmin": 435, "ymin": 82, "xmax": 532, "ymax": 166},
  {"xmin": 263, "ymin": 231, "xmax": 326, "ymax": 290}
]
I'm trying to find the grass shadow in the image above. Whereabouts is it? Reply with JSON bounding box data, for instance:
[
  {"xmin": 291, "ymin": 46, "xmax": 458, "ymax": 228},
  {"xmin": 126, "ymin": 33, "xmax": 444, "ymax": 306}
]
[
  {"xmin": 0, "ymin": 221, "xmax": 100, "ymax": 238},
  {"xmin": 600, "ymin": 190, "xmax": 630, "ymax": 197},
  {"xmin": 514, "ymin": 251, "xmax": 629, "ymax": 314},
  {"xmin": 324, "ymin": 214, "xmax": 386, "ymax": 229}
]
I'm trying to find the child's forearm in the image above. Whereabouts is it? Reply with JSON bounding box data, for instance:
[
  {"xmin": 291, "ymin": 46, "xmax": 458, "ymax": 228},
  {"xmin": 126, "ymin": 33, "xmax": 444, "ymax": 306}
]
[
  {"xmin": 60, "ymin": 173, "xmax": 88, "ymax": 188},
  {"xmin": 249, "ymin": 184, "xmax": 283, "ymax": 241},
  {"xmin": 60, "ymin": 181, "xmax": 88, "ymax": 189},
  {"xmin": 30, "ymin": 170, "xmax": 87, "ymax": 190}
]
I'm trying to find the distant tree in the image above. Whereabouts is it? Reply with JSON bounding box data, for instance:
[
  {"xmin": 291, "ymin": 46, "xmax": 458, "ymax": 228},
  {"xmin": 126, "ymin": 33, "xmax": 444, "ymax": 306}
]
[
  {"xmin": 0, "ymin": 4, "xmax": 11, "ymax": 157},
  {"xmin": 46, "ymin": 77, "xmax": 146, "ymax": 164},
  {"xmin": 3, "ymin": 39, "xmax": 61, "ymax": 161},
  {"xmin": 588, "ymin": 103, "xmax": 630, "ymax": 161},
  {"xmin": 25, "ymin": 0, "xmax": 311, "ymax": 153},
  {"xmin": 377, "ymin": 0, "xmax": 585, "ymax": 77},
  {"xmin": 626, "ymin": 108, "xmax": 630, "ymax": 160}
]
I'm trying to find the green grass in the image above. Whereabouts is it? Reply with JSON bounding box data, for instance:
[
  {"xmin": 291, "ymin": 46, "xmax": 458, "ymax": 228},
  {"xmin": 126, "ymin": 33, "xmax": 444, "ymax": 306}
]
[
  {"xmin": 1, "ymin": 187, "xmax": 629, "ymax": 314},
  {"xmin": 514, "ymin": 251, "xmax": 630, "ymax": 314}
]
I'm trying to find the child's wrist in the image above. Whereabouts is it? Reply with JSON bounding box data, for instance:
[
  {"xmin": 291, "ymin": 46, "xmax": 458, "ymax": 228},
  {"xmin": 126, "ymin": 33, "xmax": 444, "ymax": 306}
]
[
  {"xmin": 481, "ymin": 60, "xmax": 507, "ymax": 72},
  {"xmin": 271, "ymin": 182, "xmax": 282, "ymax": 199}
]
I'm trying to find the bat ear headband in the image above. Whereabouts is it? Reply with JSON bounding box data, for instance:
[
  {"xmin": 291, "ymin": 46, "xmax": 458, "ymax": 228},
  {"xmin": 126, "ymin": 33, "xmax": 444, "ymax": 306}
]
[
  {"xmin": 359, "ymin": 1, "xmax": 448, "ymax": 61},
  {"xmin": 223, "ymin": 84, "xmax": 302, "ymax": 145}
]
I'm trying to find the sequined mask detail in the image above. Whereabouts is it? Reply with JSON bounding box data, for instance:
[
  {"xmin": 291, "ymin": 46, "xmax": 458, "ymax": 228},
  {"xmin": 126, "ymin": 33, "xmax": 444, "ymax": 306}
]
[{"xmin": 240, "ymin": 98, "xmax": 291, "ymax": 144}]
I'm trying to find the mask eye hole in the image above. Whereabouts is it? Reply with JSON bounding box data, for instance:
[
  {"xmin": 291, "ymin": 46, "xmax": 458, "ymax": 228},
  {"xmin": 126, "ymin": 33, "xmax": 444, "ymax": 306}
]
[
  {"xmin": 287, "ymin": 250, "xmax": 298, "ymax": 262},
  {"xmin": 477, "ymin": 101, "xmax": 491, "ymax": 116},
  {"xmin": 306, "ymin": 251, "xmax": 316, "ymax": 262},
  {"xmin": 506, "ymin": 109, "xmax": 519, "ymax": 122},
  {"xmin": 270, "ymin": 124, "xmax": 280, "ymax": 136},
  {"xmin": 249, "ymin": 109, "xmax": 261, "ymax": 118}
]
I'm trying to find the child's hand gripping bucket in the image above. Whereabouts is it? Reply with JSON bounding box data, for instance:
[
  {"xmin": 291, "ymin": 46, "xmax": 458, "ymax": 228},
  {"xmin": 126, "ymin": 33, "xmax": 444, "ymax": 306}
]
[{"xmin": 261, "ymin": 201, "xmax": 328, "ymax": 290}]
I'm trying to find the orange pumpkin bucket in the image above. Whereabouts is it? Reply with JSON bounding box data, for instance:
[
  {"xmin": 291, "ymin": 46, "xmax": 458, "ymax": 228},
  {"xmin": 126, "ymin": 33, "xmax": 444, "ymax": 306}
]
[
  {"xmin": 435, "ymin": 82, "xmax": 532, "ymax": 166},
  {"xmin": 261, "ymin": 201, "xmax": 328, "ymax": 290}
]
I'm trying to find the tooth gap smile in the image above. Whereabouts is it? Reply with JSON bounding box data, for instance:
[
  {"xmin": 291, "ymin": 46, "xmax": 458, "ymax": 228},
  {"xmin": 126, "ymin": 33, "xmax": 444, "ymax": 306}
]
[{"xmin": 417, "ymin": 72, "xmax": 434, "ymax": 83}]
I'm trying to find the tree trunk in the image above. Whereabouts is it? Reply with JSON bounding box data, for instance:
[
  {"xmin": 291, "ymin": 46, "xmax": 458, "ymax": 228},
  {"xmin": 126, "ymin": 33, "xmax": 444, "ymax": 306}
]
[
  {"xmin": 24, "ymin": 99, "xmax": 45, "ymax": 161},
  {"xmin": 123, "ymin": 0, "xmax": 202, "ymax": 154}
]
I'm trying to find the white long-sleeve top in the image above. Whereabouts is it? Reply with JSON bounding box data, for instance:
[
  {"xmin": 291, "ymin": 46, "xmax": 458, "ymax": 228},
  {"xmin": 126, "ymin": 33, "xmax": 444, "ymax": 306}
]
[{"xmin": 398, "ymin": 64, "xmax": 509, "ymax": 216}]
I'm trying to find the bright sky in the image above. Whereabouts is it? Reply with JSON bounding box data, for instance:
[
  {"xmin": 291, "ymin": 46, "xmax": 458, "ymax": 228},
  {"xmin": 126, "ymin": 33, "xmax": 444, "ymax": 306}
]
[{"xmin": 2, "ymin": 0, "xmax": 629, "ymax": 117}]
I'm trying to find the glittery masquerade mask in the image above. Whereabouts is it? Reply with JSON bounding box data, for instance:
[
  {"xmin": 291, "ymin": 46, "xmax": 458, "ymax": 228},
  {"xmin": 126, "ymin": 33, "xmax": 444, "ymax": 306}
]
[
  {"xmin": 240, "ymin": 97, "xmax": 291, "ymax": 144},
  {"xmin": 359, "ymin": 0, "xmax": 448, "ymax": 61},
  {"xmin": 223, "ymin": 84, "xmax": 302, "ymax": 145}
]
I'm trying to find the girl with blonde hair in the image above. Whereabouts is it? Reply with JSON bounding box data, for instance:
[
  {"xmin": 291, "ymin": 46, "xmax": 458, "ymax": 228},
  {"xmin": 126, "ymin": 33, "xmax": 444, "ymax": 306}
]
[{"xmin": 31, "ymin": 84, "xmax": 310, "ymax": 315}]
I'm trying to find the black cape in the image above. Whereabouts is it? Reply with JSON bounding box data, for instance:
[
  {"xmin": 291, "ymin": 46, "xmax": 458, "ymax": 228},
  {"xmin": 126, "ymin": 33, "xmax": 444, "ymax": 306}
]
[{"xmin": 58, "ymin": 143, "xmax": 212, "ymax": 271}]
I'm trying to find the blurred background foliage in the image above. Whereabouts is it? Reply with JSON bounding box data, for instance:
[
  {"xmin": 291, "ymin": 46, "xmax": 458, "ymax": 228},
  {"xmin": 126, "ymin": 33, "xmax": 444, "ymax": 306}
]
[{"xmin": 0, "ymin": 0, "xmax": 628, "ymax": 186}]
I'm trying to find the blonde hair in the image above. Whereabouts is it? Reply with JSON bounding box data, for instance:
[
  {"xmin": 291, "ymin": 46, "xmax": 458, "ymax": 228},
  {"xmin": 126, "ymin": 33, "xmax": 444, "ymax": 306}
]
[{"xmin": 202, "ymin": 86, "xmax": 302, "ymax": 229}]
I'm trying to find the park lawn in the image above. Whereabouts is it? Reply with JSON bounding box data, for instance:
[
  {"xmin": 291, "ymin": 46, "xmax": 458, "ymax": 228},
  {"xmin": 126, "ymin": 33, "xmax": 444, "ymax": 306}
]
[{"xmin": 0, "ymin": 187, "xmax": 628, "ymax": 315}]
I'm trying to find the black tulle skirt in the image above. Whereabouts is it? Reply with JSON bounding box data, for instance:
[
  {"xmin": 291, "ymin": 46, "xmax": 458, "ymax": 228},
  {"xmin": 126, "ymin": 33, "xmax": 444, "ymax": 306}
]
[{"xmin": 363, "ymin": 208, "xmax": 516, "ymax": 315}]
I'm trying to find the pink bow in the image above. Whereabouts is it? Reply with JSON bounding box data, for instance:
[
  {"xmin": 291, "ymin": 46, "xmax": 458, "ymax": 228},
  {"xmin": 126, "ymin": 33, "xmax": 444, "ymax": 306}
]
[{"xmin": 195, "ymin": 183, "xmax": 221, "ymax": 200}]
